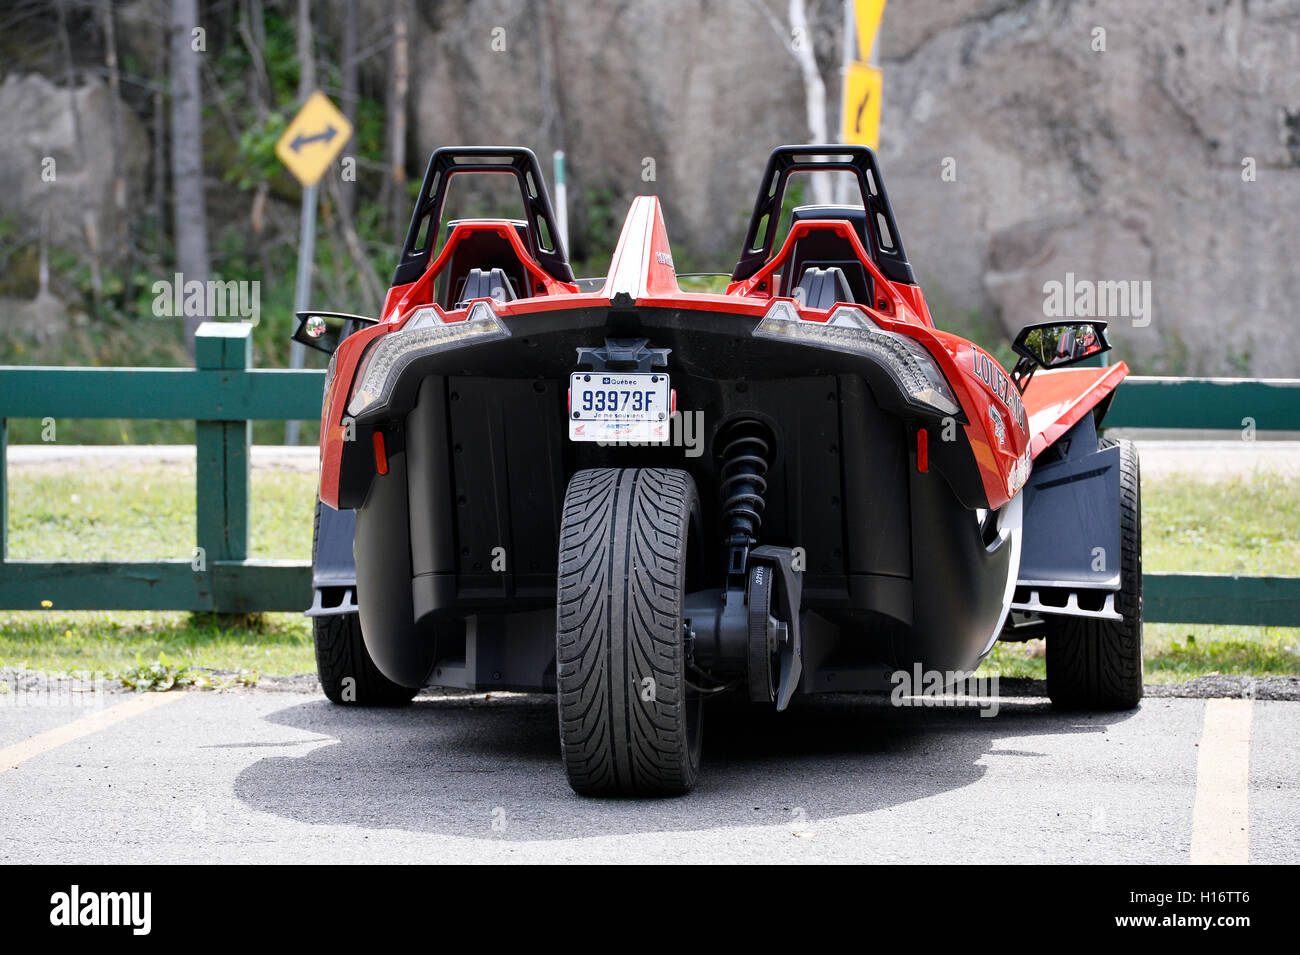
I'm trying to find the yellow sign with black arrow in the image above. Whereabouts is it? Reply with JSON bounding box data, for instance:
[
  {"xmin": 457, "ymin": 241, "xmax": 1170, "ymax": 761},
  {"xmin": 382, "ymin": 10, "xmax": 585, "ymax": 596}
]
[
  {"xmin": 841, "ymin": 60, "xmax": 883, "ymax": 149},
  {"xmin": 275, "ymin": 90, "xmax": 352, "ymax": 188}
]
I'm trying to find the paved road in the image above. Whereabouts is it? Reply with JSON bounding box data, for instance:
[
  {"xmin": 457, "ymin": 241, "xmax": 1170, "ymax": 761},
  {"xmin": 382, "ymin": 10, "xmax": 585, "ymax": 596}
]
[{"xmin": 1, "ymin": 685, "xmax": 1295, "ymax": 864}]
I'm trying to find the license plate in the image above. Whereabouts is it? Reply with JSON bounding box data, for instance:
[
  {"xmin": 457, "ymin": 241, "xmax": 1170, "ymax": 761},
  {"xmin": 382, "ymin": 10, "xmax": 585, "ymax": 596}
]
[{"xmin": 568, "ymin": 372, "xmax": 671, "ymax": 443}]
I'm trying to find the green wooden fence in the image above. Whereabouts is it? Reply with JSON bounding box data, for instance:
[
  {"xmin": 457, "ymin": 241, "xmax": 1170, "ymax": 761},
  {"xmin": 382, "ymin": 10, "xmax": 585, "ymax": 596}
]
[
  {"xmin": 0, "ymin": 323, "xmax": 317, "ymax": 613},
  {"xmin": 0, "ymin": 322, "xmax": 1296, "ymax": 624}
]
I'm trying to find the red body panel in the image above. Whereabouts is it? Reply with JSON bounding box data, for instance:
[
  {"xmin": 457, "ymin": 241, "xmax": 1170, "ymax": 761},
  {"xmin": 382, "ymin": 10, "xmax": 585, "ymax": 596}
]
[
  {"xmin": 318, "ymin": 196, "xmax": 1120, "ymax": 511},
  {"xmin": 1022, "ymin": 363, "xmax": 1129, "ymax": 458}
]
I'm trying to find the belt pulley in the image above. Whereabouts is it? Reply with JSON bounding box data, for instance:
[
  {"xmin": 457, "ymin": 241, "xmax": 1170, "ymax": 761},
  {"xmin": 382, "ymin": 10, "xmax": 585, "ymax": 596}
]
[
  {"xmin": 746, "ymin": 547, "xmax": 803, "ymax": 711},
  {"xmin": 747, "ymin": 563, "xmax": 778, "ymax": 703}
]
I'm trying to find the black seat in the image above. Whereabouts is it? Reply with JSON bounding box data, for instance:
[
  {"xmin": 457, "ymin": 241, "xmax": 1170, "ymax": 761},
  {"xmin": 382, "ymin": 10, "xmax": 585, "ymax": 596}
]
[
  {"xmin": 438, "ymin": 220, "xmax": 529, "ymax": 308},
  {"xmin": 778, "ymin": 205, "xmax": 876, "ymax": 307},
  {"xmin": 455, "ymin": 267, "xmax": 518, "ymax": 308},
  {"xmin": 793, "ymin": 267, "xmax": 855, "ymax": 310}
]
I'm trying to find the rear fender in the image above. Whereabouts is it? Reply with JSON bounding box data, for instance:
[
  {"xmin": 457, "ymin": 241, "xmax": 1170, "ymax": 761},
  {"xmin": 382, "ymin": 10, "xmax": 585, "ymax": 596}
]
[
  {"xmin": 353, "ymin": 447, "xmax": 437, "ymax": 688},
  {"xmin": 908, "ymin": 466, "xmax": 1023, "ymax": 673}
]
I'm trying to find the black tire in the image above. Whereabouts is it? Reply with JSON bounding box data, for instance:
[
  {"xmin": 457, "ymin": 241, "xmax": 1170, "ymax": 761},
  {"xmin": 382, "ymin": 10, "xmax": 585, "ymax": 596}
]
[
  {"xmin": 556, "ymin": 468, "xmax": 703, "ymax": 796},
  {"xmin": 312, "ymin": 502, "xmax": 417, "ymax": 707},
  {"xmin": 1046, "ymin": 438, "xmax": 1143, "ymax": 709}
]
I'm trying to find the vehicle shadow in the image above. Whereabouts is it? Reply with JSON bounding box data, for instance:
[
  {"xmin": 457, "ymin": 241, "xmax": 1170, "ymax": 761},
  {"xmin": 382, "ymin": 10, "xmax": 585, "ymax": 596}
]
[{"xmin": 232, "ymin": 689, "xmax": 1140, "ymax": 841}]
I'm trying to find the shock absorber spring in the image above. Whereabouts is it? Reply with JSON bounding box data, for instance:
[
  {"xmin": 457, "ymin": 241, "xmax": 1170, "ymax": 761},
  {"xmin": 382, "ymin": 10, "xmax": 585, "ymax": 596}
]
[{"xmin": 716, "ymin": 417, "xmax": 774, "ymax": 579}]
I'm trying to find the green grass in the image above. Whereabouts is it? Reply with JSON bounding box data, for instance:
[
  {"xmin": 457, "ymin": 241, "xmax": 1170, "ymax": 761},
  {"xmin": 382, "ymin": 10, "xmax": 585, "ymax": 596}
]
[
  {"xmin": 0, "ymin": 610, "xmax": 312, "ymax": 683},
  {"xmin": 1142, "ymin": 472, "xmax": 1300, "ymax": 576},
  {"xmin": 6, "ymin": 463, "xmax": 314, "ymax": 561},
  {"xmin": 1, "ymin": 462, "xmax": 1296, "ymax": 686},
  {"xmin": 982, "ymin": 625, "xmax": 1300, "ymax": 683}
]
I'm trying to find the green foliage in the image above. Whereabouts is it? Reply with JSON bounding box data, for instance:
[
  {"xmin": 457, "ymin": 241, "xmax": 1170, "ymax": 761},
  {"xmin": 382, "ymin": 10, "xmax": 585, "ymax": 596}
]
[
  {"xmin": 227, "ymin": 112, "xmax": 289, "ymax": 191},
  {"xmin": 571, "ymin": 187, "xmax": 621, "ymax": 277},
  {"xmin": 118, "ymin": 651, "xmax": 203, "ymax": 691}
]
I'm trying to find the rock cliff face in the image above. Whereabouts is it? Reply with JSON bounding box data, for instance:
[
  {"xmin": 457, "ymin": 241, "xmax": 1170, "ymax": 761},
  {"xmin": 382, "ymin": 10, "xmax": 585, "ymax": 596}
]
[
  {"xmin": 0, "ymin": 73, "xmax": 149, "ymax": 257},
  {"xmin": 403, "ymin": 0, "xmax": 1300, "ymax": 374},
  {"xmin": 0, "ymin": 72, "xmax": 150, "ymax": 337},
  {"xmin": 876, "ymin": 0, "xmax": 1300, "ymax": 375}
]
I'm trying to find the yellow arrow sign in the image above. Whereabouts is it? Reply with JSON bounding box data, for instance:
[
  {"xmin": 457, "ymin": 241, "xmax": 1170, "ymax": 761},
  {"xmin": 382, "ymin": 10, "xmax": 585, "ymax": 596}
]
[
  {"xmin": 841, "ymin": 61, "xmax": 882, "ymax": 149},
  {"xmin": 854, "ymin": 0, "xmax": 887, "ymax": 61},
  {"xmin": 275, "ymin": 90, "xmax": 352, "ymax": 188}
]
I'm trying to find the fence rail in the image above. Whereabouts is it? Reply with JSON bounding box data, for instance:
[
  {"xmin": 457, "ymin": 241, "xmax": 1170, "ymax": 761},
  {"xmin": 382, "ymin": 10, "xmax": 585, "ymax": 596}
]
[{"xmin": 0, "ymin": 323, "xmax": 1296, "ymax": 625}]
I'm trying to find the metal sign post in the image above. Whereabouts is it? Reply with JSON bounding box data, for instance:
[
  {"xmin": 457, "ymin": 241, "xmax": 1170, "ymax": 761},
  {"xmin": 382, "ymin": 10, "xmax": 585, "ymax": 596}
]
[
  {"xmin": 285, "ymin": 183, "xmax": 318, "ymax": 446},
  {"xmin": 553, "ymin": 150, "xmax": 569, "ymax": 255}
]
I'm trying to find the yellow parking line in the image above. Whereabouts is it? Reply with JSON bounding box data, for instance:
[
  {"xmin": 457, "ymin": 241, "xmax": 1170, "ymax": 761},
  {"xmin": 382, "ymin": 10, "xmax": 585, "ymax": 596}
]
[
  {"xmin": 0, "ymin": 692, "xmax": 182, "ymax": 774},
  {"xmin": 1189, "ymin": 698, "xmax": 1253, "ymax": 864}
]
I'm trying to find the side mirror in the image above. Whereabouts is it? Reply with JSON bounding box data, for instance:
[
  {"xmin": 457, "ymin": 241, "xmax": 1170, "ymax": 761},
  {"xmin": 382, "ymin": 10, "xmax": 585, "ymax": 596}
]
[
  {"xmin": 1012, "ymin": 320, "xmax": 1110, "ymax": 369},
  {"xmin": 291, "ymin": 311, "xmax": 378, "ymax": 355},
  {"xmin": 1010, "ymin": 321, "xmax": 1110, "ymax": 392}
]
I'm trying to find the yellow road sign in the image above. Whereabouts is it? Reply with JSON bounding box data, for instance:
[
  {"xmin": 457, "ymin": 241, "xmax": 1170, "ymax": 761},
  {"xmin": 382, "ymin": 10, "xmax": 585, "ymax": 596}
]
[
  {"xmin": 841, "ymin": 61, "xmax": 882, "ymax": 149},
  {"xmin": 854, "ymin": 0, "xmax": 887, "ymax": 61},
  {"xmin": 275, "ymin": 90, "xmax": 352, "ymax": 188}
]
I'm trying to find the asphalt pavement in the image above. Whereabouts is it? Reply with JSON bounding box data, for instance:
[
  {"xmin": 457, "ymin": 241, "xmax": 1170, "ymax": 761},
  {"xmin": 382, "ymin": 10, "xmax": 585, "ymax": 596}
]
[{"xmin": 1, "ymin": 683, "xmax": 1295, "ymax": 864}]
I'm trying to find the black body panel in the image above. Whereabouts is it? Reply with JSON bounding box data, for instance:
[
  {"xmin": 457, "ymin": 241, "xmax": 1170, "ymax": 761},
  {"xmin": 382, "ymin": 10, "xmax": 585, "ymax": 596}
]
[{"xmin": 341, "ymin": 305, "xmax": 1010, "ymax": 693}]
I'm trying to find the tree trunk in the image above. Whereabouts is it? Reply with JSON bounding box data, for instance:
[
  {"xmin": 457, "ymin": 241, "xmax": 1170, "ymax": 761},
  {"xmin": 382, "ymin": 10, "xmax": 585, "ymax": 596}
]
[
  {"xmin": 170, "ymin": 0, "xmax": 210, "ymax": 356},
  {"xmin": 388, "ymin": 0, "xmax": 410, "ymax": 239},
  {"xmin": 239, "ymin": 0, "xmax": 269, "ymax": 120},
  {"xmin": 153, "ymin": 14, "xmax": 167, "ymax": 252},
  {"xmin": 56, "ymin": 0, "xmax": 103, "ymax": 311},
  {"xmin": 788, "ymin": 0, "xmax": 832, "ymax": 204},
  {"xmin": 100, "ymin": 0, "xmax": 131, "ymax": 305},
  {"xmin": 296, "ymin": 0, "xmax": 315, "ymax": 97},
  {"xmin": 329, "ymin": 175, "xmax": 386, "ymax": 313},
  {"xmin": 340, "ymin": 0, "xmax": 359, "ymax": 220},
  {"xmin": 240, "ymin": 0, "xmax": 271, "ymax": 288}
]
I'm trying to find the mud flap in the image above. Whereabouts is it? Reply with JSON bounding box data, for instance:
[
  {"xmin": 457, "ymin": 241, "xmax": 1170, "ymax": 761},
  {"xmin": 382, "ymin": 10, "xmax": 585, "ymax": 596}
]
[
  {"xmin": 306, "ymin": 504, "xmax": 358, "ymax": 616},
  {"xmin": 1018, "ymin": 415, "xmax": 1121, "ymax": 592}
]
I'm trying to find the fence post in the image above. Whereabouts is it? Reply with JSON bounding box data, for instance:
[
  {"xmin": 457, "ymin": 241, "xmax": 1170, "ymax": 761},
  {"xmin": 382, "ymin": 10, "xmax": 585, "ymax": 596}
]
[{"xmin": 195, "ymin": 323, "xmax": 252, "ymax": 584}]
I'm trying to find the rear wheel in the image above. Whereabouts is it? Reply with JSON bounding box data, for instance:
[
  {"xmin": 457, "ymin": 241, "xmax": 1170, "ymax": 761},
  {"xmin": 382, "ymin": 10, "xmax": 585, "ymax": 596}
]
[
  {"xmin": 313, "ymin": 613, "xmax": 418, "ymax": 706},
  {"xmin": 556, "ymin": 468, "xmax": 703, "ymax": 796},
  {"xmin": 1046, "ymin": 438, "xmax": 1143, "ymax": 709},
  {"xmin": 312, "ymin": 501, "xmax": 417, "ymax": 707}
]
